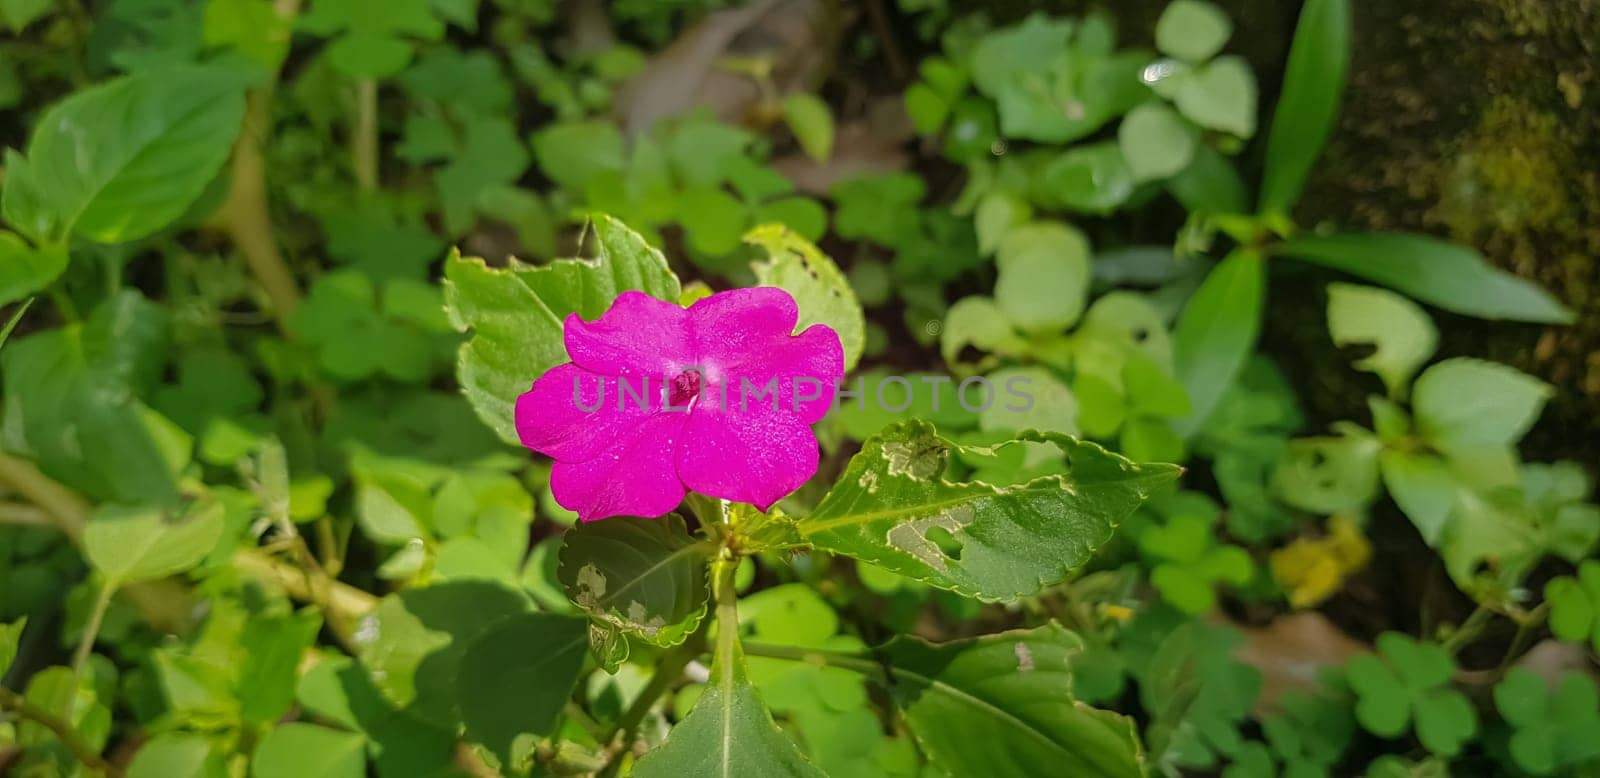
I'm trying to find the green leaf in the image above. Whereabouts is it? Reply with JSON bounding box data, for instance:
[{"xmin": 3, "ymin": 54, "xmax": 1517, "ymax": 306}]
[
  {"xmin": 443, "ymin": 215, "xmax": 681, "ymax": 445},
  {"xmin": 1379, "ymin": 451, "xmax": 1460, "ymax": 545},
  {"xmin": 456, "ymin": 612, "xmax": 588, "ymax": 765},
  {"xmin": 558, "ymin": 515, "xmax": 710, "ymax": 647},
  {"xmin": 1155, "ymin": 0, "xmax": 1233, "ymax": 62},
  {"xmin": 746, "ymin": 223, "xmax": 866, "ymax": 372},
  {"xmin": 1259, "ymin": 0, "xmax": 1350, "ymax": 216},
  {"xmin": 994, "ymin": 221, "xmax": 1091, "ymax": 332},
  {"xmin": 1412, "ymin": 358, "xmax": 1551, "ymax": 457},
  {"xmin": 83, "ymin": 497, "xmax": 225, "ymax": 585},
  {"xmin": 128, "ymin": 733, "xmax": 226, "ymax": 778},
  {"xmin": 799, "ymin": 421, "xmax": 1178, "ymax": 601},
  {"xmin": 1545, "ymin": 562, "xmax": 1600, "ymax": 649},
  {"xmin": 1172, "ymin": 250, "xmax": 1265, "ymax": 437},
  {"xmin": 1167, "ymin": 145, "xmax": 1249, "ymax": 214},
  {"xmin": 1173, "ymin": 56, "xmax": 1257, "ymax": 138},
  {"xmin": 1326, "ymin": 283, "xmax": 1438, "ymax": 396},
  {"xmin": 1278, "ymin": 232, "xmax": 1574, "ymax": 324},
  {"xmin": 783, "ymin": 93, "xmax": 834, "ymax": 161},
  {"xmin": 1119, "ymin": 102, "xmax": 1197, "ymax": 182},
  {"xmin": 352, "ymin": 580, "xmax": 530, "ymax": 729},
  {"xmin": 1495, "ymin": 668, "xmax": 1600, "ymax": 775},
  {"xmin": 0, "ymin": 0, "xmax": 53, "ymax": 33},
  {"xmin": 883, "ymin": 623, "xmax": 1143, "ymax": 777},
  {"xmin": 1345, "ymin": 633, "xmax": 1475, "ymax": 756},
  {"xmin": 634, "ymin": 640, "xmax": 823, "ymax": 777},
  {"xmin": 530, "ymin": 120, "xmax": 626, "ymax": 189},
  {"xmin": 252, "ymin": 723, "xmax": 366, "ymax": 778},
  {"xmin": 0, "ymin": 617, "xmax": 24, "ymax": 679},
  {"xmin": 1038, "ymin": 142, "xmax": 1137, "ymax": 213},
  {"xmin": 0, "ymin": 231, "xmax": 67, "ymax": 305},
  {"xmin": 1271, "ymin": 433, "xmax": 1381, "ymax": 515},
  {"xmin": 1, "ymin": 64, "xmax": 247, "ymax": 245},
  {"xmin": 940, "ymin": 296, "xmax": 1025, "ymax": 368}
]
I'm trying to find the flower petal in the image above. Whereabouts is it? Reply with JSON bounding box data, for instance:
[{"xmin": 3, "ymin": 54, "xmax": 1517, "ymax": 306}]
[
  {"xmin": 516, "ymin": 363, "xmax": 668, "ymax": 463},
  {"xmin": 687, "ymin": 287, "xmax": 799, "ymax": 375},
  {"xmin": 722, "ymin": 324, "xmax": 844, "ymax": 425},
  {"xmin": 675, "ymin": 401, "xmax": 819, "ymax": 510},
  {"xmin": 564, "ymin": 291, "xmax": 693, "ymax": 378},
  {"xmin": 550, "ymin": 412, "xmax": 690, "ymax": 521}
]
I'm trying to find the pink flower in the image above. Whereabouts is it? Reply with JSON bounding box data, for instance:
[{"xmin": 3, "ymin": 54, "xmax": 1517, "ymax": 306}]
[{"xmin": 515, "ymin": 287, "xmax": 844, "ymax": 521}]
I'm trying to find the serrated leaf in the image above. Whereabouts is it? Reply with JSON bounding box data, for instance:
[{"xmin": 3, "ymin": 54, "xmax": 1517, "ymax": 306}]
[
  {"xmin": 799, "ymin": 421, "xmax": 1178, "ymax": 601},
  {"xmin": 884, "ymin": 623, "xmax": 1142, "ymax": 777},
  {"xmin": 1279, "ymin": 232, "xmax": 1573, "ymax": 324},
  {"xmin": 456, "ymin": 612, "xmax": 587, "ymax": 765},
  {"xmin": 84, "ymin": 497, "xmax": 225, "ymax": 584},
  {"xmin": 443, "ymin": 215, "xmax": 681, "ymax": 444},
  {"xmin": 746, "ymin": 223, "xmax": 865, "ymax": 372},
  {"xmin": 634, "ymin": 633, "xmax": 822, "ymax": 777},
  {"xmin": 558, "ymin": 515, "xmax": 710, "ymax": 647},
  {"xmin": 2, "ymin": 64, "xmax": 247, "ymax": 245}
]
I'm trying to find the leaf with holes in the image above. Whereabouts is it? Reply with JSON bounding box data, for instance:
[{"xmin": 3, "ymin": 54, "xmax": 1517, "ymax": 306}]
[
  {"xmin": 799, "ymin": 420, "xmax": 1179, "ymax": 601},
  {"xmin": 558, "ymin": 514, "xmax": 710, "ymax": 647},
  {"xmin": 443, "ymin": 215, "xmax": 681, "ymax": 444},
  {"xmin": 747, "ymin": 223, "xmax": 865, "ymax": 373}
]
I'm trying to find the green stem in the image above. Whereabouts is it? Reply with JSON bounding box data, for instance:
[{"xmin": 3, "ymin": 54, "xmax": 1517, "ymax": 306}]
[
  {"xmin": 352, "ymin": 79, "xmax": 378, "ymax": 191},
  {"xmin": 71, "ymin": 580, "xmax": 114, "ymax": 676},
  {"xmin": 605, "ymin": 623, "xmax": 706, "ymax": 747},
  {"xmin": 741, "ymin": 641, "xmax": 884, "ymax": 679},
  {"xmin": 1495, "ymin": 602, "xmax": 1549, "ymax": 678},
  {"xmin": 0, "ymin": 686, "xmax": 117, "ymax": 777},
  {"xmin": 1441, "ymin": 603, "xmax": 1495, "ymax": 655}
]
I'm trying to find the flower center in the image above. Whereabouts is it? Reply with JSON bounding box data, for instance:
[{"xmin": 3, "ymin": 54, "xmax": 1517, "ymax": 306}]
[{"xmin": 668, "ymin": 369, "xmax": 703, "ymax": 407}]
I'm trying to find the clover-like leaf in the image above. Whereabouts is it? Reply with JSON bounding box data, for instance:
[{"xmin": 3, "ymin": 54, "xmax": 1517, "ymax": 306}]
[
  {"xmin": 1140, "ymin": 512, "xmax": 1253, "ymax": 614},
  {"xmin": 801, "ymin": 421, "xmax": 1179, "ymax": 601},
  {"xmin": 1494, "ymin": 667, "xmax": 1600, "ymax": 775},
  {"xmin": 443, "ymin": 215, "xmax": 681, "ymax": 444},
  {"xmin": 1546, "ymin": 560, "xmax": 1600, "ymax": 651},
  {"xmin": 993, "ymin": 221, "xmax": 1092, "ymax": 332},
  {"xmin": 557, "ymin": 514, "xmax": 710, "ymax": 647},
  {"xmin": 1344, "ymin": 633, "xmax": 1475, "ymax": 756}
]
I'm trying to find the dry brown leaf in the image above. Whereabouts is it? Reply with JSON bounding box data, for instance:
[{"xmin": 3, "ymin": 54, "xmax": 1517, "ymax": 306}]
[
  {"xmin": 1232, "ymin": 611, "xmax": 1369, "ymax": 714},
  {"xmin": 615, "ymin": 0, "xmax": 829, "ymax": 135}
]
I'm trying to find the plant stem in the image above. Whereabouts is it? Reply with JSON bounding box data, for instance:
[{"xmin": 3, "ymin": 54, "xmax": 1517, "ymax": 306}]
[
  {"xmin": 71, "ymin": 581, "xmax": 114, "ymax": 676},
  {"xmin": 1442, "ymin": 603, "xmax": 1495, "ymax": 655},
  {"xmin": 742, "ymin": 641, "xmax": 884, "ymax": 678},
  {"xmin": 605, "ymin": 621, "xmax": 707, "ymax": 747},
  {"xmin": 1495, "ymin": 602, "xmax": 1549, "ymax": 678},
  {"xmin": 352, "ymin": 80, "xmax": 378, "ymax": 191},
  {"xmin": 0, "ymin": 686, "xmax": 118, "ymax": 777}
]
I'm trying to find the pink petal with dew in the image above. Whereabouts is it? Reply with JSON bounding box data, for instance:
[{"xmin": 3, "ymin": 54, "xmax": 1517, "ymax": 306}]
[
  {"xmin": 564, "ymin": 291, "xmax": 693, "ymax": 378},
  {"xmin": 516, "ymin": 363, "xmax": 666, "ymax": 463},
  {"xmin": 550, "ymin": 412, "xmax": 690, "ymax": 521},
  {"xmin": 675, "ymin": 398, "xmax": 820, "ymax": 511},
  {"xmin": 687, "ymin": 287, "xmax": 800, "ymax": 375},
  {"xmin": 720, "ymin": 324, "xmax": 843, "ymax": 425}
]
